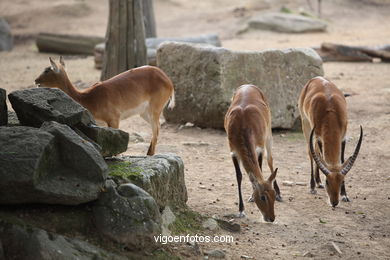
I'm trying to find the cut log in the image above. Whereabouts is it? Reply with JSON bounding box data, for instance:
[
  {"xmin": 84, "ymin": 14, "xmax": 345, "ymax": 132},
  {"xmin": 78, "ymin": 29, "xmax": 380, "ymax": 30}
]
[
  {"xmin": 36, "ymin": 33, "xmax": 104, "ymax": 55},
  {"xmin": 315, "ymin": 42, "xmax": 390, "ymax": 62},
  {"xmin": 319, "ymin": 42, "xmax": 373, "ymax": 62}
]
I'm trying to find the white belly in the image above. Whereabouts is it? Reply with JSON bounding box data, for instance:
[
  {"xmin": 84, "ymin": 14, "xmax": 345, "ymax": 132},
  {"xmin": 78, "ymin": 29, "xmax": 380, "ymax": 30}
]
[{"xmin": 120, "ymin": 101, "xmax": 149, "ymax": 120}]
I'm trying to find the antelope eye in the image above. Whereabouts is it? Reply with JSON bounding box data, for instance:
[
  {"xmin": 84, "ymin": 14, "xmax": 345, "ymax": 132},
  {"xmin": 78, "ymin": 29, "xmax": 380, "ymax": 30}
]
[
  {"xmin": 326, "ymin": 180, "xmax": 329, "ymax": 185},
  {"xmin": 260, "ymin": 195, "xmax": 266, "ymax": 201}
]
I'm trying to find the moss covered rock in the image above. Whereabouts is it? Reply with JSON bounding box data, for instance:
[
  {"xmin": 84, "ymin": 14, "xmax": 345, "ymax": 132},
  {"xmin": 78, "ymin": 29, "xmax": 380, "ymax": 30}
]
[{"xmin": 107, "ymin": 154, "xmax": 187, "ymax": 210}]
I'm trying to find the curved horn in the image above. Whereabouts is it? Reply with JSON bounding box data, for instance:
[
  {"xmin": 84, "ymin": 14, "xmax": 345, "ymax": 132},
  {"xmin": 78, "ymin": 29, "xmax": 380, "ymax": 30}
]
[
  {"xmin": 268, "ymin": 168, "xmax": 278, "ymax": 182},
  {"xmin": 341, "ymin": 126, "xmax": 363, "ymax": 175},
  {"xmin": 309, "ymin": 127, "xmax": 331, "ymax": 176}
]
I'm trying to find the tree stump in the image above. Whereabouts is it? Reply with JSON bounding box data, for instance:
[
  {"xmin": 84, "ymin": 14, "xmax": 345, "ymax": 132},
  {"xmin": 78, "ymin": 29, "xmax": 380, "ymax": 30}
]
[
  {"xmin": 101, "ymin": 0, "xmax": 147, "ymax": 81},
  {"xmin": 143, "ymin": 0, "xmax": 157, "ymax": 38}
]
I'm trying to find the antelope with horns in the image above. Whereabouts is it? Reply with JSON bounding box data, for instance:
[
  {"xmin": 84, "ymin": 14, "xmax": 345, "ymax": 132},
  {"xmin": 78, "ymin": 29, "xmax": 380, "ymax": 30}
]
[
  {"xmin": 35, "ymin": 57, "xmax": 175, "ymax": 156},
  {"xmin": 298, "ymin": 76, "xmax": 363, "ymax": 207},
  {"xmin": 225, "ymin": 84, "xmax": 281, "ymax": 222}
]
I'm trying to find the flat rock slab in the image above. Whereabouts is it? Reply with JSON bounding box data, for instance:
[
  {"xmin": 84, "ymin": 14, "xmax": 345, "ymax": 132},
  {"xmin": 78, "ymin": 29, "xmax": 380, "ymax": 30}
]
[
  {"xmin": 0, "ymin": 123, "xmax": 107, "ymax": 205},
  {"xmin": 93, "ymin": 181, "xmax": 161, "ymax": 250},
  {"xmin": 0, "ymin": 218, "xmax": 127, "ymax": 260},
  {"xmin": 248, "ymin": 13, "xmax": 327, "ymax": 33},
  {"xmin": 8, "ymin": 87, "xmax": 95, "ymax": 128},
  {"xmin": 158, "ymin": 42, "xmax": 323, "ymax": 129},
  {"xmin": 107, "ymin": 154, "xmax": 187, "ymax": 209}
]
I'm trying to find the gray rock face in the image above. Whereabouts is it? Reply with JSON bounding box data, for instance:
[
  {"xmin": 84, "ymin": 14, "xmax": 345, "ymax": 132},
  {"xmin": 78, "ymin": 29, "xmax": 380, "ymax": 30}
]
[
  {"xmin": 248, "ymin": 12, "xmax": 327, "ymax": 33},
  {"xmin": 78, "ymin": 124, "xmax": 129, "ymax": 157},
  {"xmin": 8, "ymin": 88, "xmax": 95, "ymax": 128},
  {"xmin": 8, "ymin": 88, "xmax": 129, "ymax": 157},
  {"xmin": 158, "ymin": 42, "xmax": 323, "ymax": 129},
  {"xmin": 0, "ymin": 18, "xmax": 12, "ymax": 51},
  {"xmin": 108, "ymin": 154, "xmax": 187, "ymax": 209},
  {"xmin": 0, "ymin": 88, "xmax": 6, "ymax": 126},
  {"xmin": 0, "ymin": 123, "xmax": 107, "ymax": 205},
  {"xmin": 93, "ymin": 181, "xmax": 161, "ymax": 249},
  {"xmin": 0, "ymin": 218, "xmax": 127, "ymax": 260},
  {"xmin": 161, "ymin": 206, "xmax": 176, "ymax": 236},
  {"xmin": 7, "ymin": 111, "xmax": 19, "ymax": 126}
]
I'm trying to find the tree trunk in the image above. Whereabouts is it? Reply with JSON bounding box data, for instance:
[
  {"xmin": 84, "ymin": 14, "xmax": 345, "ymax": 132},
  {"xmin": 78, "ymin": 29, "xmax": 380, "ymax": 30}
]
[
  {"xmin": 36, "ymin": 33, "xmax": 104, "ymax": 55},
  {"xmin": 143, "ymin": 0, "xmax": 157, "ymax": 38},
  {"xmin": 101, "ymin": 0, "xmax": 147, "ymax": 81}
]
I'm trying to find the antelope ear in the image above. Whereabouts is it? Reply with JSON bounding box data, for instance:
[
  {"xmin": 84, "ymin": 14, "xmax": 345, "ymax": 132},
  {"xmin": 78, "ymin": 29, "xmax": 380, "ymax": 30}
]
[
  {"xmin": 59, "ymin": 56, "xmax": 65, "ymax": 67},
  {"xmin": 268, "ymin": 168, "xmax": 278, "ymax": 182},
  {"xmin": 49, "ymin": 57, "xmax": 59, "ymax": 72}
]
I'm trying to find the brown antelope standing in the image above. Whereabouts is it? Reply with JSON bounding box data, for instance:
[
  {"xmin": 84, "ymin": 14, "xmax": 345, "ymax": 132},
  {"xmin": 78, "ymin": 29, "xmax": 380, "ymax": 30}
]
[
  {"xmin": 298, "ymin": 76, "xmax": 363, "ymax": 207},
  {"xmin": 225, "ymin": 84, "xmax": 281, "ymax": 222},
  {"xmin": 35, "ymin": 57, "xmax": 175, "ymax": 156}
]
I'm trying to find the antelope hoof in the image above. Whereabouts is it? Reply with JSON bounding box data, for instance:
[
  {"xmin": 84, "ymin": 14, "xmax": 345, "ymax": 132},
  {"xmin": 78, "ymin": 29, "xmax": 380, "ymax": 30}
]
[
  {"xmin": 317, "ymin": 183, "xmax": 324, "ymax": 189},
  {"xmin": 341, "ymin": 196, "xmax": 351, "ymax": 202},
  {"xmin": 237, "ymin": 211, "xmax": 246, "ymax": 218},
  {"xmin": 276, "ymin": 194, "xmax": 283, "ymax": 202},
  {"xmin": 310, "ymin": 189, "xmax": 317, "ymax": 195},
  {"xmin": 248, "ymin": 195, "xmax": 254, "ymax": 202}
]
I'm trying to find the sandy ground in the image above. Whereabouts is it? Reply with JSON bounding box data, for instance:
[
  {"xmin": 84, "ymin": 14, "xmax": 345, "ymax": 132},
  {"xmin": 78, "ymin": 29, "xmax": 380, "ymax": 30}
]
[{"xmin": 1, "ymin": 0, "xmax": 390, "ymax": 259}]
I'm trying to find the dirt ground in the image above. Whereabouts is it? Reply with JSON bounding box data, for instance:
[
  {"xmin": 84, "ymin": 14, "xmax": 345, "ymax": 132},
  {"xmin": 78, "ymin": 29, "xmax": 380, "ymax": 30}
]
[{"xmin": 1, "ymin": 0, "xmax": 390, "ymax": 259}]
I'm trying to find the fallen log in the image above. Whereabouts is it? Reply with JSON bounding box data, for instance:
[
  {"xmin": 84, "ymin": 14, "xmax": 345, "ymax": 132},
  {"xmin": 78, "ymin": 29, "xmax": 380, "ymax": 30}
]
[
  {"xmin": 36, "ymin": 33, "xmax": 104, "ymax": 55},
  {"xmin": 315, "ymin": 42, "xmax": 390, "ymax": 62}
]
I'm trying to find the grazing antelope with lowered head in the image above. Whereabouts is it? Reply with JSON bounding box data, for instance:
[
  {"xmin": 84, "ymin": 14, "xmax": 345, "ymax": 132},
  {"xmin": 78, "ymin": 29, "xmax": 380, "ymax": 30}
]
[
  {"xmin": 298, "ymin": 76, "xmax": 363, "ymax": 207},
  {"xmin": 35, "ymin": 57, "xmax": 175, "ymax": 156},
  {"xmin": 225, "ymin": 84, "xmax": 281, "ymax": 222}
]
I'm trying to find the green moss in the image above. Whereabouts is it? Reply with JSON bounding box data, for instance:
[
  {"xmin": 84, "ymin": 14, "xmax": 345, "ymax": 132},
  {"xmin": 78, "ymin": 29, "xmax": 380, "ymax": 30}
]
[
  {"xmin": 108, "ymin": 161, "xmax": 143, "ymax": 182},
  {"xmin": 169, "ymin": 207, "xmax": 205, "ymax": 235}
]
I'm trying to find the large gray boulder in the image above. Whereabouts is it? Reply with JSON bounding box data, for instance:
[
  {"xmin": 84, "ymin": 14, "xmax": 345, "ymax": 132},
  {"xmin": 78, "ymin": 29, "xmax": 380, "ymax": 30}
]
[
  {"xmin": 8, "ymin": 88, "xmax": 128, "ymax": 156},
  {"xmin": 0, "ymin": 218, "xmax": 127, "ymax": 260},
  {"xmin": 157, "ymin": 42, "xmax": 323, "ymax": 129},
  {"xmin": 108, "ymin": 154, "xmax": 187, "ymax": 209},
  {"xmin": 0, "ymin": 18, "xmax": 12, "ymax": 51},
  {"xmin": 248, "ymin": 12, "xmax": 327, "ymax": 33},
  {"xmin": 78, "ymin": 124, "xmax": 129, "ymax": 157},
  {"xmin": 0, "ymin": 88, "xmax": 6, "ymax": 126},
  {"xmin": 8, "ymin": 88, "xmax": 95, "ymax": 128},
  {"xmin": 0, "ymin": 123, "xmax": 107, "ymax": 205},
  {"xmin": 93, "ymin": 181, "xmax": 161, "ymax": 250}
]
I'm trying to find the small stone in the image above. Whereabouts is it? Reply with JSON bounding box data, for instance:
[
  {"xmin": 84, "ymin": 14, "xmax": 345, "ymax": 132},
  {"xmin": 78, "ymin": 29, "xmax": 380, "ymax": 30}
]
[
  {"xmin": 203, "ymin": 218, "xmax": 219, "ymax": 231},
  {"xmin": 241, "ymin": 255, "xmax": 253, "ymax": 259},
  {"xmin": 331, "ymin": 242, "xmax": 342, "ymax": 255},
  {"xmin": 205, "ymin": 249, "xmax": 225, "ymax": 259},
  {"xmin": 282, "ymin": 181, "xmax": 294, "ymax": 186},
  {"xmin": 303, "ymin": 251, "xmax": 314, "ymax": 257}
]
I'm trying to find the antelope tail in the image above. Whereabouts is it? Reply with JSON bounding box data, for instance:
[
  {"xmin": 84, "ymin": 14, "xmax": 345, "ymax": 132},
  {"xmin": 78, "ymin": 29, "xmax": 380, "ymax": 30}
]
[{"xmin": 168, "ymin": 89, "xmax": 175, "ymax": 110}]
